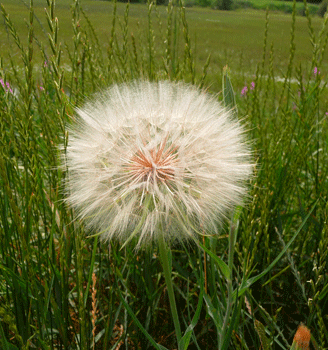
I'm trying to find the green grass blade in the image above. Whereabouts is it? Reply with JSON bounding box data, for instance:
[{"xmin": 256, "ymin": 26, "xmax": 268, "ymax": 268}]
[
  {"xmin": 179, "ymin": 281, "xmax": 204, "ymax": 350},
  {"xmin": 198, "ymin": 240, "xmax": 230, "ymax": 279},
  {"xmin": 117, "ymin": 277, "xmax": 169, "ymax": 350},
  {"xmin": 234, "ymin": 200, "xmax": 318, "ymax": 299},
  {"xmin": 222, "ymin": 65, "xmax": 237, "ymax": 116}
]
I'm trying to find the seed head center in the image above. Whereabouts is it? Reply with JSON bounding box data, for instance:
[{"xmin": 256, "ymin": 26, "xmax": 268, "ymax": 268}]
[{"xmin": 129, "ymin": 138, "xmax": 178, "ymax": 184}]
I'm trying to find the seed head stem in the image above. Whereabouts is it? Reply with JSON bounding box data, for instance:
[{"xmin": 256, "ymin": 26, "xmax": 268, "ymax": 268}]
[{"xmin": 158, "ymin": 228, "xmax": 182, "ymax": 347}]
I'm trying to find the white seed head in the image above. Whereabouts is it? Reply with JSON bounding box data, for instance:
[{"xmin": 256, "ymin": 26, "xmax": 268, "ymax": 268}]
[{"xmin": 63, "ymin": 80, "xmax": 253, "ymax": 249}]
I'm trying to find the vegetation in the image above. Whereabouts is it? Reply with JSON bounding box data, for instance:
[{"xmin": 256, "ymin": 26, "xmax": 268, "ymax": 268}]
[
  {"xmin": 318, "ymin": 0, "xmax": 328, "ymax": 16},
  {"xmin": 0, "ymin": 0, "xmax": 328, "ymax": 349},
  {"xmin": 232, "ymin": 0, "xmax": 319, "ymax": 14},
  {"xmin": 0, "ymin": 0, "xmax": 327, "ymax": 82}
]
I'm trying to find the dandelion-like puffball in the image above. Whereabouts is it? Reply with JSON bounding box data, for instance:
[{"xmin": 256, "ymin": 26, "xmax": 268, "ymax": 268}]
[{"xmin": 64, "ymin": 81, "xmax": 252, "ymax": 248}]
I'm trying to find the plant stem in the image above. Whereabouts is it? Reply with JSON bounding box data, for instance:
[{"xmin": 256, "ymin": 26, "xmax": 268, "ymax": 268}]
[
  {"xmin": 75, "ymin": 232, "xmax": 87, "ymax": 349},
  {"xmin": 158, "ymin": 232, "xmax": 182, "ymax": 348},
  {"xmin": 219, "ymin": 223, "xmax": 235, "ymax": 349}
]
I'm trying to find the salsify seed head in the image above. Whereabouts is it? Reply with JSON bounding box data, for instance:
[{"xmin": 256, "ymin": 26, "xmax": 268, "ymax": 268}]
[{"xmin": 63, "ymin": 80, "xmax": 253, "ymax": 249}]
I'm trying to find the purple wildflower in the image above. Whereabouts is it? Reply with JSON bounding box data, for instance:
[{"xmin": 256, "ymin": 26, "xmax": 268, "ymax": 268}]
[
  {"xmin": 6, "ymin": 81, "xmax": 13, "ymax": 94},
  {"xmin": 250, "ymin": 82, "xmax": 255, "ymax": 90},
  {"xmin": 0, "ymin": 78, "xmax": 13, "ymax": 94},
  {"xmin": 314, "ymin": 67, "xmax": 320, "ymax": 76},
  {"xmin": 241, "ymin": 86, "xmax": 248, "ymax": 96}
]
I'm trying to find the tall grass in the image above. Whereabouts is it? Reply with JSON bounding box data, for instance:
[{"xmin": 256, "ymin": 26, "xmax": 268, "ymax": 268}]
[{"xmin": 0, "ymin": 0, "xmax": 327, "ymax": 349}]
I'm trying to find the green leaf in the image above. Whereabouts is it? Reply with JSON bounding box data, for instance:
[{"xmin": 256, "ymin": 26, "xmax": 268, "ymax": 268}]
[
  {"xmin": 203, "ymin": 293, "xmax": 223, "ymax": 329},
  {"xmin": 221, "ymin": 287, "xmax": 240, "ymax": 350},
  {"xmin": 179, "ymin": 284, "xmax": 204, "ymax": 350},
  {"xmin": 117, "ymin": 280, "xmax": 169, "ymax": 350},
  {"xmin": 222, "ymin": 65, "xmax": 237, "ymax": 116},
  {"xmin": 0, "ymin": 322, "xmax": 20, "ymax": 350},
  {"xmin": 198, "ymin": 240, "xmax": 230, "ymax": 279},
  {"xmin": 233, "ymin": 200, "xmax": 318, "ymax": 299},
  {"xmin": 318, "ymin": 281, "xmax": 328, "ymax": 301}
]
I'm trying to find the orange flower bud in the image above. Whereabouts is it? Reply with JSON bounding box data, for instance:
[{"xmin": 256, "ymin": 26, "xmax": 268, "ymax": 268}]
[{"xmin": 293, "ymin": 324, "xmax": 311, "ymax": 350}]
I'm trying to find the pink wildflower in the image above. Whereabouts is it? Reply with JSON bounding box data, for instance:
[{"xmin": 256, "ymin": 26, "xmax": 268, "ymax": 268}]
[
  {"xmin": 1, "ymin": 78, "xmax": 13, "ymax": 94},
  {"xmin": 241, "ymin": 86, "xmax": 248, "ymax": 96},
  {"xmin": 314, "ymin": 67, "xmax": 320, "ymax": 76},
  {"xmin": 6, "ymin": 81, "xmax": 13, "ymax": 94}
]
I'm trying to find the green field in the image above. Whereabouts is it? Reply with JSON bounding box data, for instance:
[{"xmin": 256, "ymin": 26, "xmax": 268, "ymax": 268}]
[
  {"xmin": 0, "ymin": 0, "xmax": 327, "ymax": 88},
  {"xmin": 1, "ymin": 0, "xmax": 328, "ymax": 349},
  {"xmin": 235, "ymin": 0, "xmax": 319, "ymax": 12}
]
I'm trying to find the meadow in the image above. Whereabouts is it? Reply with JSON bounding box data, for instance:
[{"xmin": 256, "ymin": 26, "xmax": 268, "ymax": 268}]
[
  {"xmin": 233, "ymin": 0, "xmax": 319, "ymax": 14},
  {"xmin": 0, "ymin": 0, "xmax": 327, "ymax": 85},
  {"xmin": 0, "ymin": 0, "xmax": 328, "ymax": 349}
]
